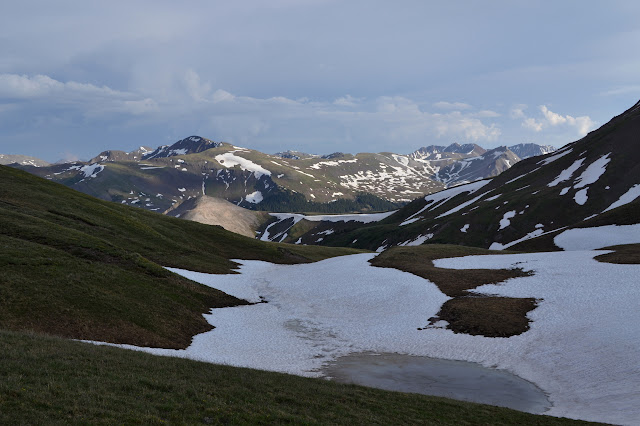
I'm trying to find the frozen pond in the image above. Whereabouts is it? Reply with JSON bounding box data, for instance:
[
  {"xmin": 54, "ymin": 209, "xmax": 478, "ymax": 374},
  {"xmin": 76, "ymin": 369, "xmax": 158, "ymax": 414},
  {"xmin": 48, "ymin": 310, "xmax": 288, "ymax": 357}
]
[{"xmin": 323, "ymin": 352, "xmax": 550, "ymax": 414}]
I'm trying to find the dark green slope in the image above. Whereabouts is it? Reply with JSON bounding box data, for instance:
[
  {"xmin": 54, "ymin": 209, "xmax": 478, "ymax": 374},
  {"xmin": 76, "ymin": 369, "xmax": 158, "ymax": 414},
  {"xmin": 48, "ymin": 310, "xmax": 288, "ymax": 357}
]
[
  {"xmin": 0, "ymin": 165, "xmax": 360, "ymax": 347},
  {"xmin": 320, "ymin": 100, "xmax": 640, "ymax": 250},
  {"xmin": 0, "ymin": 330, "xmax": 591, "ymax": 425}
]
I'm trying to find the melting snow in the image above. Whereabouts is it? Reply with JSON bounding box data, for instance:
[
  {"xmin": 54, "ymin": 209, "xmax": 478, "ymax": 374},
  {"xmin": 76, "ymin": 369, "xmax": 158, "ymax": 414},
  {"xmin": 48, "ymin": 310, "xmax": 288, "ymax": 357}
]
[
  {"xmin": 537, "ymin": 148, "xmax": 573, "ymax": 165},
  {"xmin": 460, "ymin": 224, "xmax": 469, "ymax": 233},
  {"xmin": 215, "ymin": 153, "xmax": 271, "ymax": 178},
  {"xmin": 554, "ymin": 224, "xmax": 640, "ymax": 251},
  {"xmin": 398, "ymin": 234, "xmax": 433, "ymax": 246},
  {"xmin": 79, "ymin": 163, "xmax": 104, "ymax": 178},
  {"xmin": 401, "ymin": 180, "xmax": 491, "ymax": 224},
  {"xmin": 574, "ymin": 188, "xmax": 588, "ymax": 205},
  {"xmin": 88, "ymin": 249, "xmax": 640, "ymax": 425},
  {"xmin": 498, "ymin": 210, "xmax": 516, "ymax": 230},
  {"xmin": 547, "ymin": 158, "xmax": 585, "ymax": 187},
  {"xmin": 573, "ymin": 153, "xmax": 611, "ymax": 189},
  {"xmin": 602, "ymin": 184, "xmax": 640, "ymax": 213},
  {"xmin": 270, "ymin": 211, "xmax": 396, "ymax": 224},
  {"xmin": 245, "ymin": 191, "xmax": 264, "ymax": 204},
  {"xmin": 309, "ymin": 159, "xmax": 358, "ymax": 169}
]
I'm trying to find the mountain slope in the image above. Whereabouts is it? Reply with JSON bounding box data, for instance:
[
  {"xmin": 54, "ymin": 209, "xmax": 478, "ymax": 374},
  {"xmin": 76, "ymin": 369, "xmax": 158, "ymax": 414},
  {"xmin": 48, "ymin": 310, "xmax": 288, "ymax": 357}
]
[
  {"xmin": 0, "ymin": 165, "xmax": 360, "ymax": 347},
  {"xmin": 508, "ymin": 143, "xmax": 556, "ymax": 159},
  {"xmin": 0, "ymin": 154, "xmax": 49, "ymax": 167},
  {"xmin": 318, "ymin": 100, "xmax": 640, "ymax": 251},
  {"xmin": 18, "ymin": 138, "xmax": 554, "ymax": 214},
  {"xmin": 165, "ymin": 195, "xmax": 270, "ymax": 238}
]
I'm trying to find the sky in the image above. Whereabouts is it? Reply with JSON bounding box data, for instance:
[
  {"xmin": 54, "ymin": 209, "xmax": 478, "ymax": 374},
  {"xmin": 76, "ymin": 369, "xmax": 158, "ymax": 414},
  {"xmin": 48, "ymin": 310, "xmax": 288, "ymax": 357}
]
[{"xmin": 1, "ymin": 1, "xmax": 639, "ymax": 162}]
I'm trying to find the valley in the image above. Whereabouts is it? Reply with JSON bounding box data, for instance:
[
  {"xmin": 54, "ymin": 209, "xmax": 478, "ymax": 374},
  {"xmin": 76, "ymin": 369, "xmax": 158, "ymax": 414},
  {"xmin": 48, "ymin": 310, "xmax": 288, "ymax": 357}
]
[{"xmin": 1, "ymin": 101, "xmax": 639, "ymax": 425}]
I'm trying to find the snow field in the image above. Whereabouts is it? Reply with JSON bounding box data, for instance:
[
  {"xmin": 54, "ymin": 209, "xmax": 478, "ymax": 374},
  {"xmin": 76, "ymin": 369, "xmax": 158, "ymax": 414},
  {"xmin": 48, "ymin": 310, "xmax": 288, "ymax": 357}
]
[
  {"xmin": 434, "ymin": 251, "xmax": 640, "ymax": 425},
  {"xmin": 92, "ymin": 235, "xmax": 640, "ymax": 424}
]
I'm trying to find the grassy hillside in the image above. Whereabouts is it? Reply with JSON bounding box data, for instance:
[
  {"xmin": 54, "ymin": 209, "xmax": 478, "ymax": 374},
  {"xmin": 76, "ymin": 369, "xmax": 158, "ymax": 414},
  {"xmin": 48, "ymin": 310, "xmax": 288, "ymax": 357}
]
[
  {"xmin": 0, "ymin": 330, "xmax": 591, "ymax": 425},
  {"xmin": 0, "ymin": 165, "xmax": 361, "ymax": 347}
]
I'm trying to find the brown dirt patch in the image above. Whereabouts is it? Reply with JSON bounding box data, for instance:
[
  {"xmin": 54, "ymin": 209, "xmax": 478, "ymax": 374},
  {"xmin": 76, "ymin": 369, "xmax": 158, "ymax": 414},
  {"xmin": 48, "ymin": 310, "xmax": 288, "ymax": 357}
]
[
  {"xmin": 370, "ymin": 245, "xmax": 531, "ymax": 297},
  {"xmin": 594, "ymin": 244, "xmax": 640, "ymax": 264},
  {"xmin": 371, "ymin": 245, "xmax": 536, "ymax": 337},
  {"xmin": 428, "ymin": 296, "xmax": 538, "ymax": 337}
]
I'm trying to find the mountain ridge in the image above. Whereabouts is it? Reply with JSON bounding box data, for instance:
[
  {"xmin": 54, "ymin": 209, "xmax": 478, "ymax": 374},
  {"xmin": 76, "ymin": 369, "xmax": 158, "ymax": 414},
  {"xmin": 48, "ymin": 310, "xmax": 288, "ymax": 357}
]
[
  {"xmin": 14, "ymin": 138, "xmax": 554, "ymax": 215},
  {"xmin": 309, "ymin": 99, "xmax": 640, "ymax": 251}
]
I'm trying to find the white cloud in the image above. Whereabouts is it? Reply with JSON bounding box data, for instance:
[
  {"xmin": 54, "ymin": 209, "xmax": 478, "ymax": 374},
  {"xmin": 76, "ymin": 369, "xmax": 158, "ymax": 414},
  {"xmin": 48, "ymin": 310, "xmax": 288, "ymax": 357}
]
[
  {"xmin": 522, "ymin": 117, "xmax": 543, "ymax": 132},
  {"xmin": 473, "ymin": 110, "xmax": 501, "ymax": 118},
  {"xmin": 510, "ymin": 104, "xmax": 527, "ymax": 119},
  {"xmin": 539, "ymin": 105, "xmax": 595, "ymax": 136},
  {"xmin": 184, "ymin": 69, "xmax": 212, "ymax": 102},
  {"xmin": 514, "ymin": 103, "xmax": 595, "ymax": 137},
  {"xmin": 540, "ymin": 105, "xmax": 567, "ymax": 126},
  {"xmin": 433, "ymin": 101, "xmax": 472, "ymax": 110},
  {"xmin": 0, "ymin": 72, "xmax": 502, "ymax": 155},
  {"xmin": 333, "ymin": 94, "xmax": 361, "ymax": 107},
  {"xmin": 0, "ymin": 73, "xmax": 125, "ymax": 99}
]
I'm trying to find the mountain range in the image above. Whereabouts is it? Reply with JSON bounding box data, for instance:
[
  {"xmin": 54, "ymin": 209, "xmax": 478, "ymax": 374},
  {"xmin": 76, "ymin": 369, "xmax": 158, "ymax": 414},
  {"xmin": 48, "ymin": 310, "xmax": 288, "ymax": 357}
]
[
  {"xmin": 288, "ymin": 100, "xmax": 640, "ymax": 250},
  {"xmin": 1, "ymin": 100, "xmax": 639, "ymax": 425},
  {"xmin": 11, "ymin": 138, "xmax": 554, "ymax": 216}
]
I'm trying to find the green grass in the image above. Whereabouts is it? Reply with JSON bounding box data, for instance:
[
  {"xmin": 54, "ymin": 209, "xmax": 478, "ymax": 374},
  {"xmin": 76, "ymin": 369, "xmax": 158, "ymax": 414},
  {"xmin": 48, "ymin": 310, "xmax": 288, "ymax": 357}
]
[
  {"xmin": 0, "ymin": 165, "xmax": 362, "ymax": 346},
  {"xmin": 0, "ymin": 330, "xmax": 593, "ymax": 425}
]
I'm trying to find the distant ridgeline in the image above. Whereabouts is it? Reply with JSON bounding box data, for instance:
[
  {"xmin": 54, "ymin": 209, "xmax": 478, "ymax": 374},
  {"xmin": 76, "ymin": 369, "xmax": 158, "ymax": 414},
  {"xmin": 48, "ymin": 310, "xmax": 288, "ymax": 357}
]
[
  {"xmin": 12, "ymin": 135, "xmax": 554, "ymax": 215},
  {"xmin": 307, "ymin": 100, "xmax": 640, "ymax": 251}
]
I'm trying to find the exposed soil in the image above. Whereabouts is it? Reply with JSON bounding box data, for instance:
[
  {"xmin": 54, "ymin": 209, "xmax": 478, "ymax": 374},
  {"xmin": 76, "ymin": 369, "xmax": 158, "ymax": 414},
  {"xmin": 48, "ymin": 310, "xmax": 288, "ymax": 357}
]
[
  {"xmin": 371, "ymin": 245, "xmax": 537, "ymax": 337},
  {"xmin": 594, "ymin": 244, "xmax": 640, "ymax": 264},
  {"xmin": 429, "ymin": 296, "xmax": 538, "ymax": 337}
]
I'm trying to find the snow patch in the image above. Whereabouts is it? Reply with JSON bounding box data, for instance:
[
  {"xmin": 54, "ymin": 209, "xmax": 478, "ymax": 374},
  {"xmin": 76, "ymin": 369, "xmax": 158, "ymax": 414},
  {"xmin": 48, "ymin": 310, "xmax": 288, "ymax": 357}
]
[
  {"xmin": 215, "ymin": 153, "xmax": 271, "ymax": 178},
  {"xmin": 79, "ymin": 163, "xmax": 104, "ymax": 178},
  {"xmin": 603, "ymin": 184, "xmax": 640, "ymax": 213},
  {"xmin": 573, "ymin": 153, "xmax": 611, "ymax": 189},
  {"xmin": 498, "ymin": 210, "xmax": 516, "ymax": 230},
  {"xmin": 574, "ymin": 188, "xmax": 588, "ymax": 205},
  {"xmin": 547, "ymin": 158, "xmax": 585, "ymax": 187},
  {"xmin": 554, "ymin": 224, "xmax": 640, "ymax": 251},
  {"xmin": 245, "ymin": 191, "xmax": 263, "ymax": 204}
]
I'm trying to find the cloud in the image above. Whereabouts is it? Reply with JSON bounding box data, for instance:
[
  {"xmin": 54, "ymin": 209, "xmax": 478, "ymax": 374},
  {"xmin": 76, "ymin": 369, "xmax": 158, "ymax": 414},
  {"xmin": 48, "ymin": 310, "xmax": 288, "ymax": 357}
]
[
  {"xmin": 522, "ymin": 117, "xmax": 543, "ymax": 132},
  {"xmin": 510, "ymin": 104, "xmax": 527, "ymax": 119},
  {"xmin": 1, "ymin": 72, "xmax": 503, "ymax": 157},
  {"xmin": 473, "ymin": 110, "xmax": 501, "ymax": 118},
  {"xmin": 539, "ymin": 105, "xmax": 595, "ymax": 136},
  {"xmin": 433, "ymin": 101, "xmax": 472, "ymax": 110},
  {"xmin": 333, "ymin": 94, "xmax": 361, "ymax": 107},
  {"xmin": 184, "ymin": 69, "xmax": 212, "ymax": 102},
  {"xmin": 0, "ymin": 73, "xmax": 125, "ymax": 99},
  {"xmin": 513, "ymin": 103, "xmax": 595, "ymax": 137}
]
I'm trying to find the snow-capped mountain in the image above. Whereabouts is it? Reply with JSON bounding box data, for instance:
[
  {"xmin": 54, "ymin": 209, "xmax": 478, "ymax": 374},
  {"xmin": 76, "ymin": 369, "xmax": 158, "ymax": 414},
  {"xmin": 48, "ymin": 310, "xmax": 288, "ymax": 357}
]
[
  {"xmin": 142, "ymin": 136, "xmax": 222, "ymax": 160},
  {"xmin": 0, "ymin": 154, "xmax": 49, "ymax": 167},
  {"xmin": 434, "ymin": 146, "xmax": 520, "ymax": 187},
  {"xmin": 308, "ymin": 100, "xmax": 640, "ymax": 250},
  {"xmin": 508, "ymin": 143, "xmax": 556, "ymax": 159},
  {"xmin": 15, "ymin": 135, "xmax": 554, "ymax": 215}
]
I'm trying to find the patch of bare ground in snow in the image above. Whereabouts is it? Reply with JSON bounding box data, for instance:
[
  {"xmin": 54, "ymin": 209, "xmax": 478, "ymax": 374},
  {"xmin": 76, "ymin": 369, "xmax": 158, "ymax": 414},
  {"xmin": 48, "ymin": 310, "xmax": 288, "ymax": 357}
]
[
  {"xmin": 594, "ymin": 244, "xmax": 640, "ymax": 264},
  {"xmin": 370, "ymin": 245, "xmax": 537, "ymax": 337}
]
